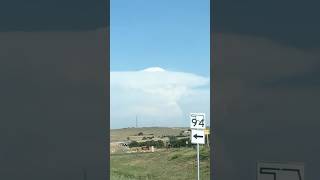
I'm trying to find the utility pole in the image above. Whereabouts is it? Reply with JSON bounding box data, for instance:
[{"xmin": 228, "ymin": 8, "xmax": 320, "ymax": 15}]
[{"xmin": 136, "ymin": 115, "xmax": 138, "ymax": 128}]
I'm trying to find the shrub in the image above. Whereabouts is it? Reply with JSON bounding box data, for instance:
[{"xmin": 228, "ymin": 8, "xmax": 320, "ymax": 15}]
[
  {"xmin": 168, "ymin": 136, "xmax": 177, "ymax": 143},
  {"xmin": 128, "ymin": 141, "xmax": 139, "ymax": 148},
  {"xmin": 138, "ymin": 132, "xmax": 143, "ymax": 136},
  {"xmin": 169, "ymin": 154, "xmax": 180, "ymax": 160},
  {"xmin": 128, "ymin": 140, "xmax": 165, "ymax": 148},
  {"xmin": 168, "ymin": 137, "xmax": 192, "ymax": 148}
]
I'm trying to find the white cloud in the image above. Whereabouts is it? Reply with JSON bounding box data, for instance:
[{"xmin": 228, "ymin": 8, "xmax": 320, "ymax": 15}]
[{"xmin": 110, "ymin": 67, "xmax": 210, "ymax": 128}]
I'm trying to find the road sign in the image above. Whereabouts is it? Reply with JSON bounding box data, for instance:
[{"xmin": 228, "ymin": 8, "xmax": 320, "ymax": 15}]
[
  {"xmin": 257, "ymin": 162, "xmax": 304, "ymax": 180},
  {"xmin": 204, "ymin": 128, "xmax": 210, "ymax": 135},
  {"xmin": 190, "ymin": 113, "xmax": 206, "ymax": 129},
  {"xmin": 189, "ymin": 113, "xmax": 206, "ymax": 180},
  {"xmin": 191, "ymin": 129, "xmax": 205, "ymax": 144}
]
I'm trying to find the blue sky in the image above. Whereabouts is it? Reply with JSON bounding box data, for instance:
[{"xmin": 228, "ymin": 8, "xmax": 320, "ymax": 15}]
[
  {"xmin": 111, "ymin": 0, "xmax": 210, "ymax": 76},
  {"xmin": 110, "ymin": 0, "xmax": 210, "ymax": 129}
]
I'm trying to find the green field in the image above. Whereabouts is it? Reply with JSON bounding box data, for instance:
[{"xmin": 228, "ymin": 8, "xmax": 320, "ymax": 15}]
[{"xmin": 110, "ymin": 147, "xmax": 210, "ymax": 180}]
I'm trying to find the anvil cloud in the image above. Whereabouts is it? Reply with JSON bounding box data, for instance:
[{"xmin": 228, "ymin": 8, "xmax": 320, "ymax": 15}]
[{"xmin": 110, "ymin": 67, "xmax": 210, "ymax": 129}]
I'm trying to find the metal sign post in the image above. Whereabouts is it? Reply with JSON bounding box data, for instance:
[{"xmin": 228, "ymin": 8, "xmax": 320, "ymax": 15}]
[
  {"xmin": 205, "ymin": 128, "xmax": 210, "ymax": 147},
  {"xmin": 190, "ymin": 113, "xmax": 206, "ymax": 180},
  {"xmin": 197, "ymin": 143, "xmax": 200, "ymax": 180}
]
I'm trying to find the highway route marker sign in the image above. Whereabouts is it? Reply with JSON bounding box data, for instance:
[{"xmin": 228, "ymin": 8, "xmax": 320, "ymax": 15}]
[
  {"xmin": 191, "ymin": 129, "xmax": 205, "ymax": 144},
  {"xmin": 190, "ymin": 113, "xmax": 206, "ymax": 180},
  {"xmin": 190, "ymin": 113, "xmax": 206, "ymax": 129}
]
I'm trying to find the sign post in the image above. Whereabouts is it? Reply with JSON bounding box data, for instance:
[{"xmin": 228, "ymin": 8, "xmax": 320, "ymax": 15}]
[
  {"xmin": 197, "ymin": 143, "xmax": 200, "ymax": 180},
  {"xmin": 204, "ymin": 128, "xmax": 210, "ymax": 147},
  {"xmin": 190, "ymin": 113, "xmax": 206, "ymax": 180}
]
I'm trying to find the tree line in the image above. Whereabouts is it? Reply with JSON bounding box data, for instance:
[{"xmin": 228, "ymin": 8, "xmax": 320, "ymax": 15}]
[{"xmin": 129, "ymin": 136, "xmax": 193, "ymax": 148}]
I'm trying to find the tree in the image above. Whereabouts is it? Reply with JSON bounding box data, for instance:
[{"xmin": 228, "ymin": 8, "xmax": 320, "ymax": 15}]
[
  {"xmin": 128, "ymin": 141, "xmax": 139, "ymax": 148},
  {"xmin": 168, "ymin": 136, "xmax": 177, "ymax": 143},
  {"xmin": 128, "ymin": 140, "xmax": 165, "ymax": 148},
  {"xmin": 168, "ymin": 136, "xmax": 191, "ymax": 148}
]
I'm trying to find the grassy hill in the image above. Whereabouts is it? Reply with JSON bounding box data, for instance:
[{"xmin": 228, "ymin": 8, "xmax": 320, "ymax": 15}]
[
  {"xmin": 110, "ymin": 127, "xmax": 210, "ymax": 180},
  {"xmin": 110, "ymin": 127, "xmax": 189, "ymax": 142},
  {"xmin": 110, "ymin": 147, "xmax": 210, "ymax": 180}
]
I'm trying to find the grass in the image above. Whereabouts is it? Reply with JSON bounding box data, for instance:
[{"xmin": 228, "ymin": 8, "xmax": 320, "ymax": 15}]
[
  {"xmin": 110, "ymin": 127, "xmax": 210, "ymax": 179},
  {"xmin": 110, "ymin": 147, "xmax": 210, "ymax": 180}
]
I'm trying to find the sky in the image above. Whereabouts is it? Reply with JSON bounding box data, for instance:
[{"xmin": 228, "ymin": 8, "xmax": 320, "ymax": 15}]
[
  {"xmin": 110, "ymin": 0, "xmax": 210, "ymax": 129},
  {"xmin": 110, "ymin": 0, "xmax": 210, "ymax": 75}
]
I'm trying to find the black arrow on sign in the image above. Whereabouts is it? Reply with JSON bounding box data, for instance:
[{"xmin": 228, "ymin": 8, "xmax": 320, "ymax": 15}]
[{"xmin": 193, "ymin": 134, "xmax": 203, "ymax": 139}]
